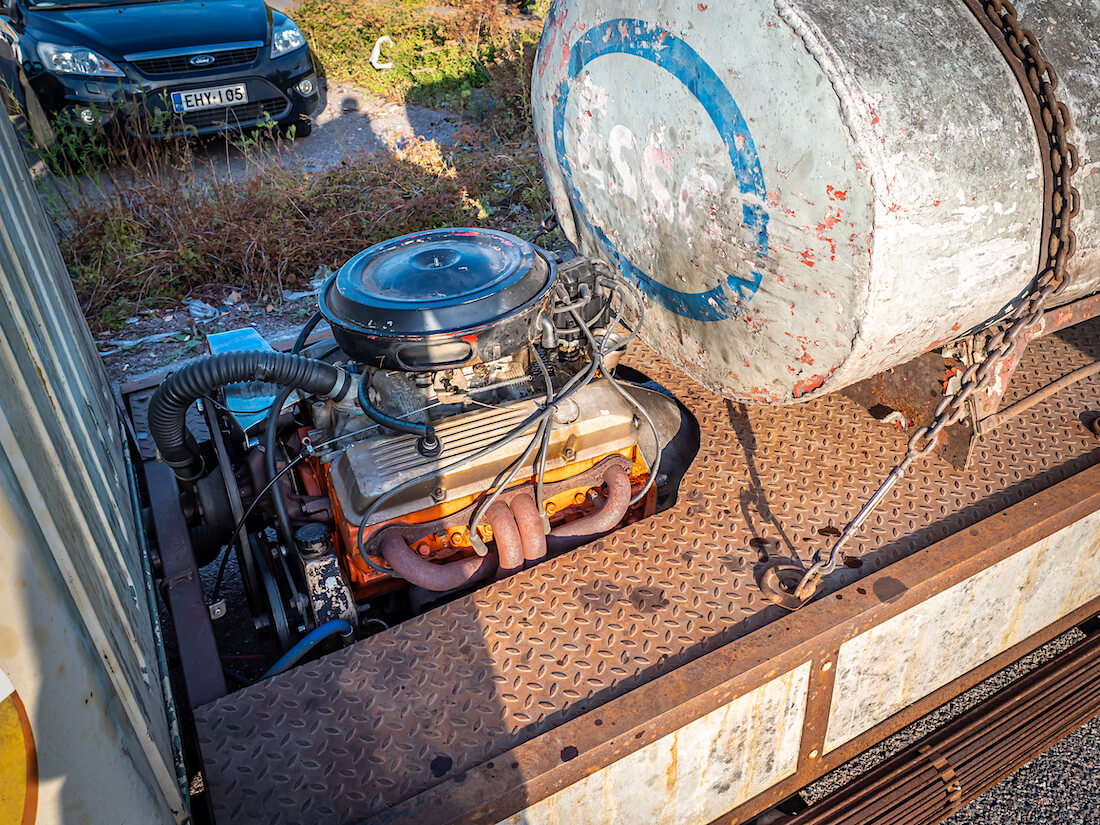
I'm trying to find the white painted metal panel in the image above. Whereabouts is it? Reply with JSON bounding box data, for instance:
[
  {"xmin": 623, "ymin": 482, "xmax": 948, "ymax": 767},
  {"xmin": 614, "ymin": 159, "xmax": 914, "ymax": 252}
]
[
  {"xmin": 825, "ymin": 511, "xmax": 1100, "ymax": 752},
  {"xmin": 0, "ymin": 111, "xmax": 183, "ymax": 820},
  {"xmin": 496, "ymin": 661, "xmax": 811, "ymax": 825}
]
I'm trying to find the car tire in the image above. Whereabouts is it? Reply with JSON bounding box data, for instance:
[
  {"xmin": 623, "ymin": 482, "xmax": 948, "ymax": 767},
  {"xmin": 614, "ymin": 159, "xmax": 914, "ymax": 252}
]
[{"xmin": 279, "ymin": 114, "xmax": 312, "ymax": 139}]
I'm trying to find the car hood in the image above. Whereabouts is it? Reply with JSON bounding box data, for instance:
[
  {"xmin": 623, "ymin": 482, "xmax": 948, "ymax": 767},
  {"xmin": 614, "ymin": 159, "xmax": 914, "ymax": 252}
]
[{"xmin": 27, "ymin": 0, "xmax": 271, "ymax": 59}]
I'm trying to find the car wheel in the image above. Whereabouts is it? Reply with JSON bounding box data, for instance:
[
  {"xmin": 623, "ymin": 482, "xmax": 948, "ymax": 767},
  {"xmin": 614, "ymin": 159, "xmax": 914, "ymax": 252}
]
[
  {"xmin": 18, "ymin": 73, "xmax": 55, "ymax": 150},
  {"xmin": 279, "ymin": 114, "xmax": 312, "ymax": 140}
]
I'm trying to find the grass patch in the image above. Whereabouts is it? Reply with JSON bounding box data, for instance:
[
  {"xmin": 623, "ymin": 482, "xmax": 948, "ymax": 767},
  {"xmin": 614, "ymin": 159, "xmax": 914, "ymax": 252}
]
[
  {"xmin": 48, "ymin": 129, "xmax": 551, "ymax": 330},
  {"xmin": 294, "ymin": 0, "xmax": 541, "ymax": 135}
]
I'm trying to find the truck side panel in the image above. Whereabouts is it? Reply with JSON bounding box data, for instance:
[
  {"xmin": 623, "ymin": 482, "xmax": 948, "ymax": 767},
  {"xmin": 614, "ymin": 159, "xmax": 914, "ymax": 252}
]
[{"xmin": 0, "ymin": 114, "xmax": 183, "ymax": 822}]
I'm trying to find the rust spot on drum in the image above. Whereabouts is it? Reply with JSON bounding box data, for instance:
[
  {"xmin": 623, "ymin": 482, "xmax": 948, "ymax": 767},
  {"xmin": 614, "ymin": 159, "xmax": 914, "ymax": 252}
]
[{"xmin": 792, "ymin": 368, "xmax": 836, "ymax": 398}]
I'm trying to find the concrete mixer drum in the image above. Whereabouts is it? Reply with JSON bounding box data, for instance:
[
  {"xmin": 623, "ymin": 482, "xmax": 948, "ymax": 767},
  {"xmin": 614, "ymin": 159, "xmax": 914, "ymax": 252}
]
[{"xmin": 531, "ymin": 0, "xmax": 1100, "ymax": 404}]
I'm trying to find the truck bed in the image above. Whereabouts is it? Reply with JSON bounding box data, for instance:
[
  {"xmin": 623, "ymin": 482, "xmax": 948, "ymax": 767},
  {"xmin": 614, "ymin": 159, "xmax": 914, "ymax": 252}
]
[{"xmin": 193, "ymin": 320, "xmax": 1100, "ymax": 825}]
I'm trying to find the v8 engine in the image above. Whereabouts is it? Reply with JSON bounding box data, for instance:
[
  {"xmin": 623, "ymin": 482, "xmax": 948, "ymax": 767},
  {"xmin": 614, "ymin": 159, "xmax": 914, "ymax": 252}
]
[{"xmin": 147, "ymin": 228, "xmax": 692, "ymax": 651}]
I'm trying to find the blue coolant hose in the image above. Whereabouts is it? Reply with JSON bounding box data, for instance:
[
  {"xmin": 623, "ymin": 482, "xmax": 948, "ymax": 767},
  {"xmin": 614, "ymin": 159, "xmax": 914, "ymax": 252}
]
[{"xmin": 261, "ymin": 619, "xmax": 354, "ymax": 679}]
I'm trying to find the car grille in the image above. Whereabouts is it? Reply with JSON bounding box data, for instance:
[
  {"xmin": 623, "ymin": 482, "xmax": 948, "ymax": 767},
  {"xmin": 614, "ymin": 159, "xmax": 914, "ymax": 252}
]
[
  {"xmin": 178, "ymin": 97, "xmax": 289, "ymax": 131},
  {"xmin": 132, "ymin": 47, "xmax": 261, "ymax": 77}
]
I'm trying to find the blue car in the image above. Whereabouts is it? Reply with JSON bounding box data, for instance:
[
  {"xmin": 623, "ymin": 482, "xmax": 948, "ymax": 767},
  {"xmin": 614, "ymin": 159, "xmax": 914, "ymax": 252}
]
[{"xmin": 0, "ymin": 0, "xmax": 322, "ymax": 144}]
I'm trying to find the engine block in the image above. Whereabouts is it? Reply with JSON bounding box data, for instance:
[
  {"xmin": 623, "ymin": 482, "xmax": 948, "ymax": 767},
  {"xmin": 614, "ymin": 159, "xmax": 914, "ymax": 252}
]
[{"xmin": 313, "ymin": 379, "xmax": 652, "ymax": 597}]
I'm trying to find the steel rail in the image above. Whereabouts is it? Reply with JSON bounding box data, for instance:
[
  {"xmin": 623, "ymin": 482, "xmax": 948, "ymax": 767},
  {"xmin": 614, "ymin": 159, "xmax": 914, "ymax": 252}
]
[
  {"xmin": 979, "ymin": 359, "xmax": 1100, "ymax": 431},
  {"xmin": 783, "ymin": 627, "xmax": 1100, "ymax": 825}
]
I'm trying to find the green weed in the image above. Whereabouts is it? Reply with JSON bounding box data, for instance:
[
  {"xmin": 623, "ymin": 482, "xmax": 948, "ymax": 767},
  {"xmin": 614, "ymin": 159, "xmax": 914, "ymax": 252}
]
[{"xmin": 294, "ymin": 0, "xmax": 541, "ymax": 134}]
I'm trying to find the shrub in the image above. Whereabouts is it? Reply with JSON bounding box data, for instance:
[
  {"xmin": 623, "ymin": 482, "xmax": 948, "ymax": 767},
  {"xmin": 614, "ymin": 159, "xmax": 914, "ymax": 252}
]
[
  {"xmin": 50, "ymin": 131, "xmax": 551, "ymax": 329},
  {"xmin": 294, "ymin": 0, "xmax": 541, "ymax": 134}
]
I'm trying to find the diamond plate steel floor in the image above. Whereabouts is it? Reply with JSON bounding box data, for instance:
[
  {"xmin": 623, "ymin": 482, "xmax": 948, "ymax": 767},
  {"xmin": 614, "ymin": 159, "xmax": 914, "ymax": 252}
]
[{"xmin": 194, "ymin": 322, "xmax": 1100, "ymax": 825}]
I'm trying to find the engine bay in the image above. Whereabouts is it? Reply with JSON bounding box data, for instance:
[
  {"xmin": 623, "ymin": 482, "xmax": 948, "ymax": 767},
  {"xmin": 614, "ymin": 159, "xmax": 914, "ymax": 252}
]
[{"xmin": 145, "ymin": 227, "xmax": 697, "ymax": 672}]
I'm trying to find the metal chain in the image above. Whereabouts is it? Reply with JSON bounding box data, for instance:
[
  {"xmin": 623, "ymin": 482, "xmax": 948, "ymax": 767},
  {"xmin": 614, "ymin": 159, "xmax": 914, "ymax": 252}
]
[
  {"xmin": 529, "ymin": 212, "xmax": 560, "ymax": 243},
  {"xmin": 787, "ymin": 0, "xmax": 1081, "ymax": 605}
]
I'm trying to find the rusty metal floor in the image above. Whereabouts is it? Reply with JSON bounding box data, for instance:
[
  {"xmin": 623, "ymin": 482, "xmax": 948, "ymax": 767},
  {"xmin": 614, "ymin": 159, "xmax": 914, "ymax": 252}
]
[{"xmin": 194, "ymin": 322, "xmax": 1100, "ymax": 825}]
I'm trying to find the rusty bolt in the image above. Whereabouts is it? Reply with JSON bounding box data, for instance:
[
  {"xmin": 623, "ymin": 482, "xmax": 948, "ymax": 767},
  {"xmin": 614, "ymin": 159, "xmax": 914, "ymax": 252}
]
[
  {"xmin": 431, "ymin": 486, "xmax": 446, "ymax": 502},
  {"xmin": 545, "ymin": 501, "xmax": 557, "ymax": 516},
  {"xmin": 563, "ymin": 447, "xmax": 577, "ymax": 461}
]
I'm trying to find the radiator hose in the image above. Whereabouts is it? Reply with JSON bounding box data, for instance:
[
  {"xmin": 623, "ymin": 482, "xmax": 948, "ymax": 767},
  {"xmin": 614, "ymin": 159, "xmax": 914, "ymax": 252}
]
[{"xmin": 148, "ymin": 351, "xmax": 353, "ymax": 482}]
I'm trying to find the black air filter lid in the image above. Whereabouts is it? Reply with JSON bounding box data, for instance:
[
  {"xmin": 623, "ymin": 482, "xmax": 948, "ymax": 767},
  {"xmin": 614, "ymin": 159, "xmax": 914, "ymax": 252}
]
[{"xmin": 320, "ymin": 228, "xmax": 553, "ymax": 338}]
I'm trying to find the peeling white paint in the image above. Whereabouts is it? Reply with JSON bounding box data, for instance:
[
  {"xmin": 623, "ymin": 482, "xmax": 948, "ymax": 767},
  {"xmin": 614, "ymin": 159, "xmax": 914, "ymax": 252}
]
[
  {"xmin": 496, "ymin": 662, "xmax": 812, "ymax": 825},
  {"xmin": 825, "ymin": 511, "xmax": 1100, "ymax": 753},
  {"xmin": 530, "ymin": 0, "xmax": 1100, "ymax": 403}
]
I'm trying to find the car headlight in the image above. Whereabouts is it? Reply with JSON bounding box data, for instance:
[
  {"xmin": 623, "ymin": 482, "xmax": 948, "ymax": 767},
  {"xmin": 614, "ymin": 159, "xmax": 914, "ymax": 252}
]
[
  {"xmin": 271, "ymin": 16, "xmax": 307, "ymax": 58},
  {"xmin": 38, "ymin": 43, "xmax": 124, "ymax": 77}
]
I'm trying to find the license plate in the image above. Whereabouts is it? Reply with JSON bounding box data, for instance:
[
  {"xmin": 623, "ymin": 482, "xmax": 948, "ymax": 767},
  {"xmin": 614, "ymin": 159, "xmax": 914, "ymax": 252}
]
[{"xmin": 171, "ymin": 84, "xmax": 248, "ymax": 113}]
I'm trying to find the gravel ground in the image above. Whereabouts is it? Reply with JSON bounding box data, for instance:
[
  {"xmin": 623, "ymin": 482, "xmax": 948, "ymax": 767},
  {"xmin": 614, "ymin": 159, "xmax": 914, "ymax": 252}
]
[
  {"xmin": 179, "ymin": 78, "xmax": 465, "ymax": 182},
  {"xmin": 53, "ymin": 76, "xmax": 464, "ymax": 209},
  {"xmin": 279, "ymin": 80, "xmax": 463, "ymax": 171},
  {"xmin": 948, "ymin": 717, "xmax": 1100, "ymax": 825}
]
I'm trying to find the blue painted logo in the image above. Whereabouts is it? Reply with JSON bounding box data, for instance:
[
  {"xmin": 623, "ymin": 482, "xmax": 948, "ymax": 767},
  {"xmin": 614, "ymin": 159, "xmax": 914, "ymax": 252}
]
[
  {"xmin": 553, "ymin": 19, "xmax": 769, "ymax": 321},
  {"xmin": 189, "ymin": 54, "xmax": 216, "ymax": 67}
]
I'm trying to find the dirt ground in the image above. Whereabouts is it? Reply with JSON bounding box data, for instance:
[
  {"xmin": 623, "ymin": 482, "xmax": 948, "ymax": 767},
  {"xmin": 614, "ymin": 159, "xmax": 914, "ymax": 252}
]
[
  {"xmin": 187, "ymin": 79, "xmax": 465, "ymax": 180},
  {"xmin": 100, "ymin": 293, "xmax": 325, "ymax": 385}
]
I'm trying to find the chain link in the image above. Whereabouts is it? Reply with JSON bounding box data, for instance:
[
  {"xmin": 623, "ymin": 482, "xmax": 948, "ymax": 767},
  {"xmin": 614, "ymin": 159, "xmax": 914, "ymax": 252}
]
[
  {"xmin": 788, "ymin": 0, "xmax": 1080, "ymax": 605},
  {"xmin": 529, "ymin": 212, "xmax": 560, "ymax": 243}
]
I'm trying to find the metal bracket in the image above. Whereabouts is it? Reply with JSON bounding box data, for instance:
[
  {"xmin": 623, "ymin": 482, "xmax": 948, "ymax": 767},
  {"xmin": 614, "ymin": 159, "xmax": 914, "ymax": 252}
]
[
  {"xmin": 758, "ymin": 563, "xmax": 822, "ymax": 611},
  {"xmin": 842, "ymin": 351, "xmax": 968, "ymax": 467},
  {"xmin": 844, "ymin": 293, "xmax": 1100, "ymax": 471},
  {"xmin": 145, "ymin": 460, "xmax": 227, "ymax": 706}
]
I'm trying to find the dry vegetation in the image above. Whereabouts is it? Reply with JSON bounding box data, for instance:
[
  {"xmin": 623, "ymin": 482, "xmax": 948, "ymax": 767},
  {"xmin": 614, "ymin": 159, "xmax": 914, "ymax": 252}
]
[{"xmin": 36, "ymin": 0, "xmax": 551, "ymax": 329}]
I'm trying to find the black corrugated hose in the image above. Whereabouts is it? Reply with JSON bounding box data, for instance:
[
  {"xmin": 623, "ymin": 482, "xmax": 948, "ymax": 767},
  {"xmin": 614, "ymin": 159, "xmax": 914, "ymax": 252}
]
[{"xmin": 148, "ymin": 350, "xmax": 351, "ymax": 482}]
